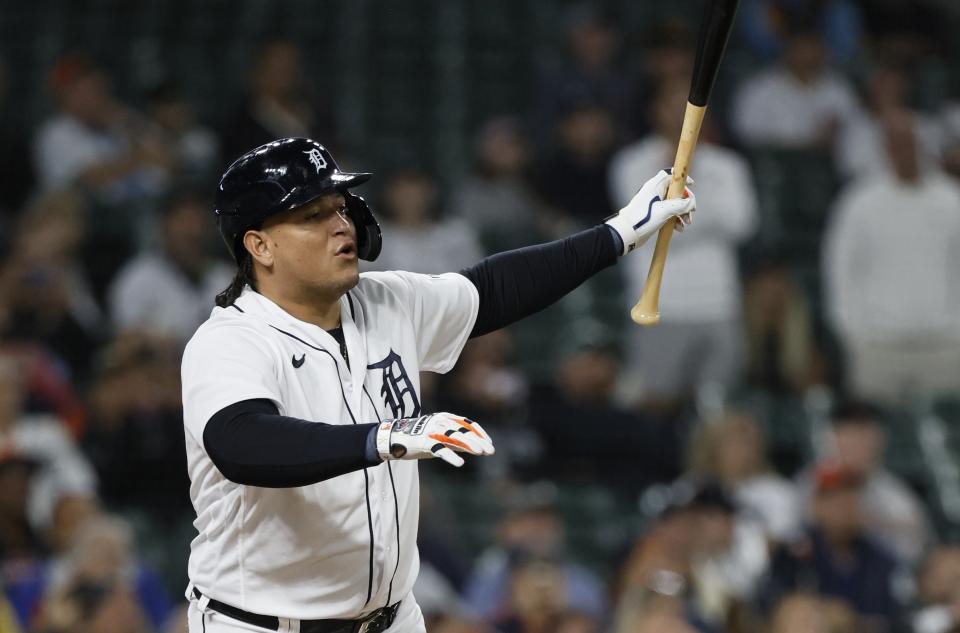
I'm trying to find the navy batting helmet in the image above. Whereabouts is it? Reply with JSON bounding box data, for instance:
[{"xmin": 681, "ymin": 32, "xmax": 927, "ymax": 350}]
[{"xmin": 213, "ymin": 138, "xmax": 382, "ymax": 262}]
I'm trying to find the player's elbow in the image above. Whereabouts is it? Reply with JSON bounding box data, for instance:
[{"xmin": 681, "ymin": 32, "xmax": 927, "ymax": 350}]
[
  {"xmin": 202, "ymin": 415, "xmax": 263, "ymax": 485},
  {"xmin": 203, "ymin": 430, "xmax": 251, "ymax": 485}
]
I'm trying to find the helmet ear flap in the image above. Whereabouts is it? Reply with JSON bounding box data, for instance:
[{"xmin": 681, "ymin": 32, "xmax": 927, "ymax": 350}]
[{"xmin": 344, "ymin": 192, "xmax": 382, "ymax": 261}]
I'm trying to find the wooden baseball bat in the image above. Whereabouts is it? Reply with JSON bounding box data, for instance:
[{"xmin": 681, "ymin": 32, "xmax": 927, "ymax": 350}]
[{"xmin": 631, "ymin": 0, "xmax": 741, "ymax": 326}]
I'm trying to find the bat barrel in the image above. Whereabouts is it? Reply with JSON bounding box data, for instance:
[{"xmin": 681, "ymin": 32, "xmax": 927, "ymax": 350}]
[{"xmin": 688, "ymin": 0, "xmax": 741, "ymax": 107}]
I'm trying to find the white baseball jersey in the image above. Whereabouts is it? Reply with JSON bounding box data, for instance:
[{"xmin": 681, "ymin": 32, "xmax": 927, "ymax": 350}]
[{"xmin": 181, "ymin": 271, "xmax": 478, "ymax": 620}]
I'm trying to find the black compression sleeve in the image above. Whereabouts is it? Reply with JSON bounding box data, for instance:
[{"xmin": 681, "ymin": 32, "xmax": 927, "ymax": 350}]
[
  {"xmin": 460, "ymin": 225, "xmax": 619, "ymax": 337},
  {"xmin": 203, "ymin": 399, "xmax": 380, "ymax": 488}
]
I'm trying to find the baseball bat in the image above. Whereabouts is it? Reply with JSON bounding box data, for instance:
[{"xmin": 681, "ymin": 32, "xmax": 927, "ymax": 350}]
[{"xmin": 630, "ymin": 0, "xmax": 741, "ymax": 326}]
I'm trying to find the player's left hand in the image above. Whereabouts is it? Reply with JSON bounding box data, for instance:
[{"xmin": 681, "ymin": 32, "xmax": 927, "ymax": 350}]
[
  {"xmin": 376, "ymin": 412, "xmax": 495, "ymax": 467},
  {"xmin": 605, "ymin": 168, "xmax": 696, "ymax": 255}
]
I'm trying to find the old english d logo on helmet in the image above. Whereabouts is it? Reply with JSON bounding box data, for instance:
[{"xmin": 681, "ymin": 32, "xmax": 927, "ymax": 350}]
[
  {"xmin": 213, "ymin": 138, "xmax": 382, "ymax": 263},
  {"xmin": 304, "ymin": 148, "xmax": 328, "ymax": 173}
]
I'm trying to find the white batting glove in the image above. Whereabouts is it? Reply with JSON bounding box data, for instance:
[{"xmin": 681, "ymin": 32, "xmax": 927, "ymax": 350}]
[
  {"xmin": 376, "ymin": 413, "xmax": 495, "ymax": 468},
  {"xmin": 605, "ymin": 169, "xmax": 696, "ymax": 255}
]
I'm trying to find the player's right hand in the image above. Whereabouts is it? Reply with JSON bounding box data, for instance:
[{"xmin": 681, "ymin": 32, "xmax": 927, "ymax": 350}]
[{"xmin": 376, "ymin": 413, "xmax": 495, "ymax": 467}]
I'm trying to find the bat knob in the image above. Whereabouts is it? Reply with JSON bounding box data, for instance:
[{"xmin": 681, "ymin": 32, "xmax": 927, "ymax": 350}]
[{"xmin": 630, "ymin": 305, "xmax": 661, "ymax": 326}]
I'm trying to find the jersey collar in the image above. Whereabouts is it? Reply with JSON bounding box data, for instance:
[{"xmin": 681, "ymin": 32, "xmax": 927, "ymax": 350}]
[{"xmin": 233, "ymin": 286, "xmax": 367, "ymax": 388}]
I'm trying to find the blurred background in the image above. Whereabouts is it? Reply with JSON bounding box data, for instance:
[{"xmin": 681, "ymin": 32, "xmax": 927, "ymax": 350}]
[{"xmin": 1, "ymin": 0, "xmax": 960, "ymax": 631}]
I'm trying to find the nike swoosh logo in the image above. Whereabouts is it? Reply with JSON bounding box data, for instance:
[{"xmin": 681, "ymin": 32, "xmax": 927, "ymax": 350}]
[{"xmin": 292, "ymin": 354, "xmax": 306, "ymax": 368}]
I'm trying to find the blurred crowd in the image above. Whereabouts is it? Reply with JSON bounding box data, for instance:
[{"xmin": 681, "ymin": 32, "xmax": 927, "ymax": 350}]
[{"xmin": 0, "ymin": 0, "xmax": 960, "ymax": 632}]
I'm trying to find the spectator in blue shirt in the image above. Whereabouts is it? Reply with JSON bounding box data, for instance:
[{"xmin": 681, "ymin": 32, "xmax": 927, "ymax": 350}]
[{"xmin": 762, "ymin": 463, "xmax": 906, "ymax": 633}]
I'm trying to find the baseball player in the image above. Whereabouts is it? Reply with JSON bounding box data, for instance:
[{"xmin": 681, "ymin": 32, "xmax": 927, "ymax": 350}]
[{"xmin": 182, "ymin": 137, "xmax": 695, "ymax": 632}]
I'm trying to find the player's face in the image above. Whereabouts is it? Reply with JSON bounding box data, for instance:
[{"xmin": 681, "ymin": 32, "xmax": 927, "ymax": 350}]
[{"xmin": 260, "ymin": 192, "xmax": 360, "ymax": 299}]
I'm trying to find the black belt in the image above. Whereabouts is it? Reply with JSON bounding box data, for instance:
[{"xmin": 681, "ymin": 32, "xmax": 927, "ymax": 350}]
[{"xmin": 193, "ymin": 588, "xmax": 400, "ymax": 633}]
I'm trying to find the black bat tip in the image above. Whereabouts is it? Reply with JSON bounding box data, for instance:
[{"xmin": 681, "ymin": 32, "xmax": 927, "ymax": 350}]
[{"xmin": 688, "ymin": 0, "xmax": 742, "ymax": 106}]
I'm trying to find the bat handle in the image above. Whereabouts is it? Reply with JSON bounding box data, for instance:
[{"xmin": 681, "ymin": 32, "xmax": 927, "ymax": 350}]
[
  {"xmin": 631, "ymin": 102, "xmax": 706, "ymax": 326},
  {"xmin": 631, "ymin": 211, "xmax": 677, "ymax": 325}
]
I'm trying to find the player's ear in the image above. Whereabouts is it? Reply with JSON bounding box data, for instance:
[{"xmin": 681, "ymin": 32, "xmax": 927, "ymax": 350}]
[{"xmin": 243, "ymin": 230, "xmax": 274, "ymax": 268}]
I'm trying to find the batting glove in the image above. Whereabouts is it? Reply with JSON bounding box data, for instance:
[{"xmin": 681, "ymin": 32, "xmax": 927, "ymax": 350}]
[
  {"xmin": 376, "ymin": 413, "xmax": 495, "ymax": 468},
  {"xmin": 605, "ymin": 169, "xmax": 696, "ymax": 255}
]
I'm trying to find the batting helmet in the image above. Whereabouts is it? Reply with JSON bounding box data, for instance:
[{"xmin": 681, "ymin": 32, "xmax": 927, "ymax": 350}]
[{"xmin": 213, "ymin": 138, "xmax": 382, "ymax": 263}]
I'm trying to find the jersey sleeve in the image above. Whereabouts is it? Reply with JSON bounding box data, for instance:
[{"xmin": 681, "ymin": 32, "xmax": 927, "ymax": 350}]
[
  {"xmin": 374, "ymin": 271, "xmax": 479, "ymax": 373},
  {"xmin": 181, "ymin": 319, "xmax": 283, "ymax": 442}
]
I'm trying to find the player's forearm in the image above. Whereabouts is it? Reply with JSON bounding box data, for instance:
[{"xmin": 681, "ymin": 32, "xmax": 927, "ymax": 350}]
[
  {"xmin": 460, "ymin": 225, "xmax": 620, "ymax": 337},
  {"xmin": 203, "ymin": 399, "xmax": 380, "ymax": 488}
]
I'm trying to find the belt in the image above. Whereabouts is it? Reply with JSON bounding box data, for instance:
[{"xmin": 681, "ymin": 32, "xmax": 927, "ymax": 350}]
[{"xmin": 192, "ymin": 588, "xmax": 401, "ymax": 633}]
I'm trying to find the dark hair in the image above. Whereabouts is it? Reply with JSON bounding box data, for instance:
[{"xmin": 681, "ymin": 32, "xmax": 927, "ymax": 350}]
[
  {"xmin": 831, "ymin": 400, "xmax": 883, "ymax": 426},
  {"xmin": 688, "ymin": 481, "xmax": 737, "ymax": 514},
  {"xmin": 215, "ymin": 251, "xmax": 256, "ymax": 307},
  {"xmin": 66, "ymin": 578, "xmax": 114, "ymax": 620}
]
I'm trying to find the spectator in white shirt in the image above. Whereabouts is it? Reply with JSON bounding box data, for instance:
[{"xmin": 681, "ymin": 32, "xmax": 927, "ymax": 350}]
[
  {"xmin": 687, "ymin": 411, "xmax": 802, "ymax": 544},
  {"xmin": 364, "ymin": 170, "xmax": 484, "ymax": 274},
  {"xmin": 836, "ymin": 64, "xmax": 943, "ymax": 181},
  {"xmin": 0, "ymin": 352, "xmax": 96, "ymax": 533},
  {"xmin": 143, "ymin": 79, "xmax": 220, "ymax": 185},
  {"xmin": 32, "ymin": 55, "xmax": 170, "ymax": 201},
  {"xmin": 609, "ymin": 78, "xmax": 758, "ymax": 403},
  {"xmin": 824, "ymin": 109, "xmax": 960, "ymax": 403},
  {"xmin": 731, "ymin": 21, "xmax": 861, "ymax": 150},
  {"xmin": 452, "ymin": 116, "xmax": 553, "ymax": 251},
  {"xmin": 108, "ymin": 189, "xmax": 232, "ymax": 343}
]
